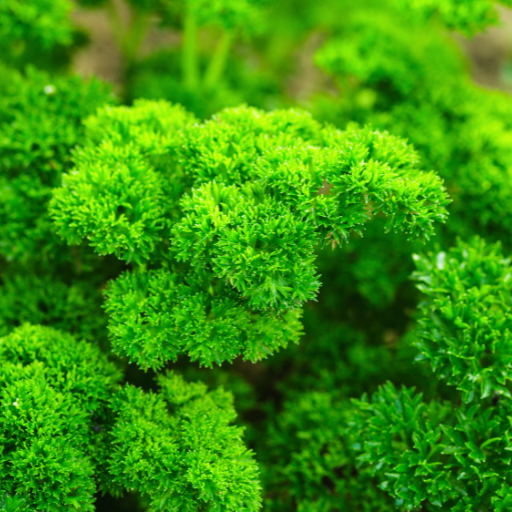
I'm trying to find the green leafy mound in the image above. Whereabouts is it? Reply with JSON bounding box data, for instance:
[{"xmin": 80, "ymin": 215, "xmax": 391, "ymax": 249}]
[
  {"xmin": 0, "ymin": 325, "xmax": 261, "ymax": 512},
  {"xmin": 0, "ymin": 65, "xmax": 112, "ymax": 262},
  {"xmin": 353, "ymin": 238, "xmax": 512, "ymax": 511},
  {"xmin": 109, "ymin": 372, "xmax": 261, "ymax": 512},
  {"xmin": 413, "ymin": 238, "xmax": 512, "ymax": 402},
  {"xmin": 50, "ymin": 100, "xmax": 449, "ymax": 369},
  {"xmin": 0, "ymin": 324, "xmax": 121, "ymax": 512}
]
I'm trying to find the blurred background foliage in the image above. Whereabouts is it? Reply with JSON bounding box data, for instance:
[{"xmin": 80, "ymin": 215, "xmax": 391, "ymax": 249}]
[{"xmin": 2, "ymin": 0, "xmax": 512, "ymax": 510}]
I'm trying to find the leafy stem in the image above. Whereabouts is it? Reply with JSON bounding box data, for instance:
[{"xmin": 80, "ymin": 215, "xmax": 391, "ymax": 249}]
[
  {"xmin": 182, "ymin": 7, "xmax": 199, "ymax": 91},
  {"xmin": 204, "ymin": 29, "xmax": 234, "ymax": 90}
]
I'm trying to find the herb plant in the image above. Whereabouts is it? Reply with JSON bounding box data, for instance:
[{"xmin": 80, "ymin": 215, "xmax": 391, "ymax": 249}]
[{"xmin": 2, "ymin": 1, "xmax": 512, "ymax": 511}]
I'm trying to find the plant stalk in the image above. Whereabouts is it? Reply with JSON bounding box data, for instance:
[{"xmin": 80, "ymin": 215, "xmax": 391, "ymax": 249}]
[
  {"xmin": 203, "ymin": 30, "xmax": 234, "ymax": 90},
  {"xmin": 182, "ymin": 8, "xmax": 199, "ymax": 90}
]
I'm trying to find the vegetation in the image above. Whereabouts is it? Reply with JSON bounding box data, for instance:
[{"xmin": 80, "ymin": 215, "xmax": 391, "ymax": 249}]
[{"xmin": 1, "ymin": 0, "xmax": 512, "ymax": 510}]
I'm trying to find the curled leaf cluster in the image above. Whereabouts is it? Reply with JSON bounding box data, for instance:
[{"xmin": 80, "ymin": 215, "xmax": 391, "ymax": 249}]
[{"xmin": 51, "ymin": 100, "xmax": 449, "ymax": 369}]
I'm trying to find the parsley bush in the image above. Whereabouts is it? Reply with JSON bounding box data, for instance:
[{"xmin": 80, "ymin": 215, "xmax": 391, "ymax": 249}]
[
  {"xmin": 2, "ymin": 0, "xmax": 512, "ymax": 510},
  {"xmin": 50, "ymin": 100, "xmax": 448, "ymax": 369},
  {"xmin": 353, "ymin": 238, "xmax": 512, "ymax": 511}
]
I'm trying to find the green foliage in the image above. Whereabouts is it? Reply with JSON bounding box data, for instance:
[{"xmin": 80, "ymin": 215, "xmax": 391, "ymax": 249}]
[
  {"xmin": 104, "ymin": 267, "xmax": 302, "ymax": 369},
  {"xmin": 310, "ymin": 0, "xmax": 512, "ymax": 308},
  {"xmin": 315, "ymin": 5, "xmax": 512, "ymax": 247},
  {"xmin": 0, "ymin": 324, "xmax": 260, "ymax": 511},
  {"xmin": 0, "ymin": 324, "xmax": 121, "ymax": 511},
  {"xmin": 315, "ymin": 10, "xmax": 464, "ymax": 100},
  {"xmin": 125, "ymin": 47, "xmax": 284, "ymax": 119},
  {"xmin": 109, "ymin": 371, "xmax": 261, "ymax": 512},
  {"xmin": 0, "ymin": 0, "xmax": 73, "ymax": 51},
  {"xmin": 263, "ymin": 393, "xmax": 394, "ymax": 512},
  {"xmin": 0, "ymin": 272, "xmax": 107, "ymax": 342},
  {"xmin": 6, "ymin": 0, "xmax": 512, "ymax": 510},
  {"xmin": 50, "ymin": 100, "xmax": 448, "ymax": 368},
  {"xmin": 353, "ymin": 238, "xmax": 512, "ymax": 511},
  {"xmin": 413, "ymin": 238, "xmax": 512, "ymax": 403},
  {"xmin": 267, "ymin": 319, "xmax": 411, "ymax": 400},
  {"xmin": 163, "ymin": 0, "xmax": 264, "ymax": 32},
  {"xmin": 354, "ymin": 381, "xmax": 512, "ymax": 511},
  {"xmin": 257, "ymin": 308, "xmax": 447, "ymax": 511},
  {"xmin": 0, "ymin": 64, "xmax": 118, "ymax": 366},
  {"xmin": 397, "ymin": 0, "xmax": 512, "ymax": 34},
  {"xmin": 51, "ymin": 100, "xmax": 195, "ymax": 264},
  {"xmin": 0, "ymin": 65, "xmax": 112, "ymax": 262},
  {"xmin": 53, "ymin": 143, "xmax": 172, "ymax": 263}
]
